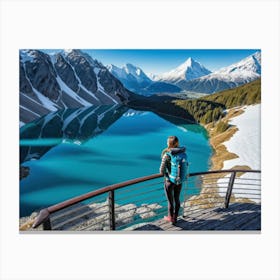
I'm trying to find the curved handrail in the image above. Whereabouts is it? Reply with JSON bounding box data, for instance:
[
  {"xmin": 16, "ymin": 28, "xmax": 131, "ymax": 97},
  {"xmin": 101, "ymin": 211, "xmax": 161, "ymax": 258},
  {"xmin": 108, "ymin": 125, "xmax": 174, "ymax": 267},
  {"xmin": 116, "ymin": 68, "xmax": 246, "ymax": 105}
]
[
  {"xmin": 32, "ymin": 173, "xmax": 163, "ymax": 228},
  {"xmin": 32, "ymin": 169, "xmax": 261, "ymax": 229}
]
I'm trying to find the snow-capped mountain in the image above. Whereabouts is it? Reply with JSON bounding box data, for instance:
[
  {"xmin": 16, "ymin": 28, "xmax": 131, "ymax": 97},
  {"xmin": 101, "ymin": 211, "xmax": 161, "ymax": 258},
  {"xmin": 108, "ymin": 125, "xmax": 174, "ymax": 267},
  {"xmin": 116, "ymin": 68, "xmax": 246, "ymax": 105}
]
[
  {"xmin": 179, "ymin": 51, "xmax": 261, "ymax": 94},
  {"xmin": 155, "ymin": 57, "xmax": 212, "ymax": 85},
  {"xmin": 20, "ymin": 49, "xmax": 132, "ymax": 125},
  {"xmin": 107, "ymin": 63, "xmax": 152, "ymax": 92},
  {"xmin": 107, "ymin": 63, "xmax": 183, "ymax": 95}
]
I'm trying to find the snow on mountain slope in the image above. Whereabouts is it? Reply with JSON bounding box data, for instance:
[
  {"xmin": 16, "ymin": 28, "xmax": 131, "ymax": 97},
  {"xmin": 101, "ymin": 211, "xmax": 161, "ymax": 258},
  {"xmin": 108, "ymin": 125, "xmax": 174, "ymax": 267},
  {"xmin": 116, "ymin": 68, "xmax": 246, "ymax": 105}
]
[
  {"xmin": 217, "ymin": 51, "xmax": 261, "ymax": 78},
  {"xmin": 155, "ymin": 57, "xmax": 212, "ymax": 84},
  {"xmin": 20, "ymin": 49, "xmax": 132, "ymax": 125},
  {"xmin": 179, "ymin": 51, "xmax": 261, "ymax": 93},
  {"xmin": 107, "ymin": 63, "xmax": 184, "ymax": 95},
  {"xmin": 147, "ymin": 73, "xmax": 159, "ymax": 81},
  {"xmin": 107, "ymin": 63, "xmax": 152, "ymax": 92}
]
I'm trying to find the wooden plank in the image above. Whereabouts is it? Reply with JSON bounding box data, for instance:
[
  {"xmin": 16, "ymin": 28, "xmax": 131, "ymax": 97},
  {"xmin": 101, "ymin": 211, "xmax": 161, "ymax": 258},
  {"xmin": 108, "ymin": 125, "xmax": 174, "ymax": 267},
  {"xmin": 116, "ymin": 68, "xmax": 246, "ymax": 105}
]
[
  {"xmin": 132, "ymin": 203, "xmax": 261, "ymax": 231},
  {"xmin": 214, "ymin": 208, "xmax": 260, "ymax": 230},
  {"xmin": 182, "ymin": 212, "xmax": 227, "ymax": 230},
  {"xmin": 238, "ymin": 215, "xmax": 261, "ymax": 230}
]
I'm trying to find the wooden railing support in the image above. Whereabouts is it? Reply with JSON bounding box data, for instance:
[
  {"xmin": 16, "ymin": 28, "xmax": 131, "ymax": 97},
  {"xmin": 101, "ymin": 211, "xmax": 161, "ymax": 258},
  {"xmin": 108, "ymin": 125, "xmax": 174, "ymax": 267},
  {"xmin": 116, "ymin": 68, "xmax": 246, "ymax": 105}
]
[
  {"xmin": 225, "ymin": 171, "xmax": 236, "ymax": 208},
  {"xmin": 108, "ymin": 190, "xmax": 115, "ymax": 230}
]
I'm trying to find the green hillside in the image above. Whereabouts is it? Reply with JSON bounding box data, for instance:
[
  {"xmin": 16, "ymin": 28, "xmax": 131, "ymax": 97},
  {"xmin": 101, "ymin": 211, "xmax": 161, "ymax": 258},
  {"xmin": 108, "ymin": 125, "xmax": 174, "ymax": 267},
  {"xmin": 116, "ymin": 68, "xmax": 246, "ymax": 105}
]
[
  {"xmin": 174, "ymin": 78, "xmax": 261, "ymax": 124},
  {"xmin": 202, "ymin": 78, "xmax": 261, "ymax": 107}
]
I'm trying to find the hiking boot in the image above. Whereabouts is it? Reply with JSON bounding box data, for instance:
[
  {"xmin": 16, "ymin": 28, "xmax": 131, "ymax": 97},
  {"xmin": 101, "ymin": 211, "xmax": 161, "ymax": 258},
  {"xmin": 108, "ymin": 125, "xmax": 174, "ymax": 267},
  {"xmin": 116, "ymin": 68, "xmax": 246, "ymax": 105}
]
[{"xmin": 164, "ymin": 215, "xmax": 173, "ymax": 223}]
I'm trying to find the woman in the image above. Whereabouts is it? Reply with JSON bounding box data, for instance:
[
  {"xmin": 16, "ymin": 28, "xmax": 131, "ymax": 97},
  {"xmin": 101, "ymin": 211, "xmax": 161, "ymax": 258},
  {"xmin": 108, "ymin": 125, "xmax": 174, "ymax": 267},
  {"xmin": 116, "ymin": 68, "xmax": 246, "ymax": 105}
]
[{"xmin": 159, "ymin": 136, "xmax": 187, "ymax": 225}]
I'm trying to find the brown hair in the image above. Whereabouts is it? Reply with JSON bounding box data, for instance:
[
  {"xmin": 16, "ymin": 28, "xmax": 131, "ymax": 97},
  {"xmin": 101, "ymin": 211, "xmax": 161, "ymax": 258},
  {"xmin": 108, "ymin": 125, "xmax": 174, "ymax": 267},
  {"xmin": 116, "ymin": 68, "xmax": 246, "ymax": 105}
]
[{"xmin": 167, "ymin": 136, "xmax": 179, "ymax": 150}]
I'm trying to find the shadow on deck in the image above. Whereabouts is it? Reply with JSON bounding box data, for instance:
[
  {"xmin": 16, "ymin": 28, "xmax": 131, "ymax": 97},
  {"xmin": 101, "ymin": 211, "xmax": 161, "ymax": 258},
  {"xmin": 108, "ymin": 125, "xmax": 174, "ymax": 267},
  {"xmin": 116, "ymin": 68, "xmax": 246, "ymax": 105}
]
[{"xmin": 133, "ymin": 203, "xmax": 261, "ymax": 231}]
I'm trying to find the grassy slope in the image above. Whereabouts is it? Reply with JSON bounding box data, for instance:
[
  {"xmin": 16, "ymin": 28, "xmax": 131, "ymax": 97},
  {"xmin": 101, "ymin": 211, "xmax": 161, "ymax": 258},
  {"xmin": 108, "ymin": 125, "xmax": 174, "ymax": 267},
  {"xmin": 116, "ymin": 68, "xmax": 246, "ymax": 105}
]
[
  {"xmin": 204, "ymin": 79, "xmax": 261, "ymax": 170},
  {"xmin": 173, "ymin": 78, "xmax": 261, "ymax": 124},
  {"xmin": 201, "ymin": 78, "xmax": 261, "ymax": 108},
  {"xmin": 171, "ymin": 79, "xmax": 261, "ymax": 171}
]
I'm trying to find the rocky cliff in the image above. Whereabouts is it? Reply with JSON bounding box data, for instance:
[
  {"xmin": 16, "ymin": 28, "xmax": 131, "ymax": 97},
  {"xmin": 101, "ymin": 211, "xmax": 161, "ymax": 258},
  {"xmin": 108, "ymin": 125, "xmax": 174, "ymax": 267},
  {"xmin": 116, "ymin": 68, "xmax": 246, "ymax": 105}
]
[{"xmin": 20, "ymin": 49, "xmax": 133, "ymax": 125}]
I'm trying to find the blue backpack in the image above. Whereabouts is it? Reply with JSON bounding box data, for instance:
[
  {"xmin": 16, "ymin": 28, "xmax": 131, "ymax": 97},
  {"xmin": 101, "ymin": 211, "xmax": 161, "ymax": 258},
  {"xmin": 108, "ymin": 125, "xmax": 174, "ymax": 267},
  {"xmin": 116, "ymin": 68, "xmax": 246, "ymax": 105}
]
[{"xmin": 166, "ymin": 147, "xmax": 188, "ymax": 185}]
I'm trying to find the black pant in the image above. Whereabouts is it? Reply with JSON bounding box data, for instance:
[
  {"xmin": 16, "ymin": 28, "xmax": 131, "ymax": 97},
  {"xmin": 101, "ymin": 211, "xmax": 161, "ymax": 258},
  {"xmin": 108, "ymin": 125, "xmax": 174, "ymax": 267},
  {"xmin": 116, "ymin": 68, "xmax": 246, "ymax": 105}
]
[{"xmin": 164, "ymin": 180, "xmax": 182, "ymax": 217}]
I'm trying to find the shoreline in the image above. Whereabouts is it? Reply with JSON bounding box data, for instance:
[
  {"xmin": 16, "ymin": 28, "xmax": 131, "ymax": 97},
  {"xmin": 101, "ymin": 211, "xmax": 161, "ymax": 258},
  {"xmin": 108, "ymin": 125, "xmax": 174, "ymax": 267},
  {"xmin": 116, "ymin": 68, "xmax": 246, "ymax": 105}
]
[
  {"xmin": 205, "ymin": 104, "xmax": 260, "ymax": 172},
  {"xmin": 204, "ymin": 107, "xmax": 245, "ymax": 171},
  {"xmin": 197, "ymin": 104, "xmax": 261, "ymax": 205}
]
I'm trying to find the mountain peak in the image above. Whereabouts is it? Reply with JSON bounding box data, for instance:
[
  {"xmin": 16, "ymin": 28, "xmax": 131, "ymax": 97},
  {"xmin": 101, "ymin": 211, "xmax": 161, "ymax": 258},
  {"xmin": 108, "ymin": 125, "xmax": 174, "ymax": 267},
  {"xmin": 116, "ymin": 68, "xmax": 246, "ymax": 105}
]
[
  {"xmin": 186, "ymin": 57, "xmax": 195, "ymax": 64},
  {"xmin": 217, "ymin": 51, "xmax": 261, "ymax": 76},
  {"xmin": 177, "ymin": 57, "xmax": 196, "ymax": 70},
  {"xmin": 19, "ymin": 49, "xmax": 131, "ymax": 125},
  {"xmin": 107, "ymin": 63, "xmax": 152, "ymax": 91},
  {"xmin": 178, "ymin": 51, "xmax": 261, "ymax": 94},
  {"xmin": 63, "ymin": 49, "xmax": 73, "ymax": 53},
  {"xmin": 62, "ymin": 49, "xmax": 82, "ymax": 56},
  {"xmin": 124, "ymin": 63, "xmax": 140, "ymax": 74},
  {"xmin": 155, "ymin": 57, "xmax": 211, "ymax": 83}
]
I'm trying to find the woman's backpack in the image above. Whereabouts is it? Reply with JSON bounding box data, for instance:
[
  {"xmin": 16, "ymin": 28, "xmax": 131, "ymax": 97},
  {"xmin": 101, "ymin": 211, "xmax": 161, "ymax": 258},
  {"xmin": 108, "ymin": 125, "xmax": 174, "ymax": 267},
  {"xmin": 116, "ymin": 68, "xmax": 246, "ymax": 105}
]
[{"xmin": 166, "ymin": 147, "xmax": 188, "ymax": 185}]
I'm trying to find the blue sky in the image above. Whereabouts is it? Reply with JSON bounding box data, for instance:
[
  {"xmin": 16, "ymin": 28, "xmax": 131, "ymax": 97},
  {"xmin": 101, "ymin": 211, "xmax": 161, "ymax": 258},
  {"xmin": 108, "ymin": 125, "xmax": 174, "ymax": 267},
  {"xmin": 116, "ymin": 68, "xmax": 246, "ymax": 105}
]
[{"xmin": 43, "ymin": 49, "xmax": 260, "ymax": 75}]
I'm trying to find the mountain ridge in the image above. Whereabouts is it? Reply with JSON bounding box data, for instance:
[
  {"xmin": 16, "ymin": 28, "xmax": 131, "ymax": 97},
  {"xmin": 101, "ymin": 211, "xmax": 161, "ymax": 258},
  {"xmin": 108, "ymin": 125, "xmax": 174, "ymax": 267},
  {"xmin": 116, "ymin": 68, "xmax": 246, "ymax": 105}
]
[
  {"xmin": 107, "ymin": 63, "xmax": 152, "ymax": 93},
  {"xmin": 177, "ymin": 51, "xmax": 261, "ymax": 93},
  {"xmin": 20, "ymin": 49, "xmax": 133, "ymax": 125},
  {"xmin": 107, "ymin": 62, "xmax": 182, "ymax": 95}
]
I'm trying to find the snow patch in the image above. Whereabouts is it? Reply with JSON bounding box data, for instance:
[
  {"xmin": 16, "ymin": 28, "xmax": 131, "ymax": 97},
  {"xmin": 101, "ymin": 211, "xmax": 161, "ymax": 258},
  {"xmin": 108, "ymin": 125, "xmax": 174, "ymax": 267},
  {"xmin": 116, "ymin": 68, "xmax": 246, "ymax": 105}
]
[
  {"xmin": 20, "ymin": 50, "xmax": 37, "ymax": 63},
  {"xmin": 22, "ymin": 63, "xmax": 58, "ymax": 111},
  {"xmin": 56, "ymin": 75, "xmax": 92, "ymax": 106},
  {"xmin": 94, "ymin": 68, "xmax": 118, "ymax": 104},
  {"xmin": 63, "ymin": 49, "xmax": 73, "ymax": 54},
  {"xmin": 56, "ymin": 54, "xmax": 100, "ymax": 102},
  {"xmin": 217, "ymin": 104, "xmax": 261, "ymax": 203},
  {"xmin": 223, "ymin": 104, "xmax": 261, "ymax": 170}
]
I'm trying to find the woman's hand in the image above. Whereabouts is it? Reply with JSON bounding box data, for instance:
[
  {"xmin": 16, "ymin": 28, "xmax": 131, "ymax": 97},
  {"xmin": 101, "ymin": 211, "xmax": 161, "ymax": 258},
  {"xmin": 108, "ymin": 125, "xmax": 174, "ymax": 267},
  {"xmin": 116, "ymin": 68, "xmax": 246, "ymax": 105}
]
[{"xmin": 175, "ymin": 177, "xmax": 181, "ymax": 185}]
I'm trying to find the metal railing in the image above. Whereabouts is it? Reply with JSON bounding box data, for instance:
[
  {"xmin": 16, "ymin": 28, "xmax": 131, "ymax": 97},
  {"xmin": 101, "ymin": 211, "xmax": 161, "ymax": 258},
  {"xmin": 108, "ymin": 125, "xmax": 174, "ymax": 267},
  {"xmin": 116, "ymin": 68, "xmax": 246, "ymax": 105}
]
[{"xmin": 30, "ymin": 169, "xmax": 261, "ymax": 231}]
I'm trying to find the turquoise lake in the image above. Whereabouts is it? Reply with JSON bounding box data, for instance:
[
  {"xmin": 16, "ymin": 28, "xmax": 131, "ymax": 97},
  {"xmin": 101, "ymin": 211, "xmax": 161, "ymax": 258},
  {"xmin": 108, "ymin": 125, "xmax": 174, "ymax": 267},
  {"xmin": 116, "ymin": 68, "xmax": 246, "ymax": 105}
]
[{"xmin": 20, "ymin": 105, "xmax": 212, "ymax": 217}]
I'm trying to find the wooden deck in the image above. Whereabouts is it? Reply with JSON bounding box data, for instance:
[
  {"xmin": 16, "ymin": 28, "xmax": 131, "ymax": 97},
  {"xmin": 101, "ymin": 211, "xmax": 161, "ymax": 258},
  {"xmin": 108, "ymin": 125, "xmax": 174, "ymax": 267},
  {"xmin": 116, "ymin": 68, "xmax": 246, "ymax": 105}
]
[{"xmin": 134, "ymin": 203, "xmax": 261, "ymax": 231}]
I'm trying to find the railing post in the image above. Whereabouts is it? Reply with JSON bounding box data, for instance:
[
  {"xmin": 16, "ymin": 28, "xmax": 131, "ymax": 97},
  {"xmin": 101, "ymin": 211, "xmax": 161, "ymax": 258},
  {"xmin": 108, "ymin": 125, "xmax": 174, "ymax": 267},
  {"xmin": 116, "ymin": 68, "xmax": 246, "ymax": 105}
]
[
  {"xmin": 108, "ymin": 190, "xmax": 115, "ymax": 230},
  {"xmin": 32, "ymin": 208, "xmax": 52, "ymax": 230},
  {"xmin": 225, "ymin": 171, "xmax": 236, "ymax": 208}
]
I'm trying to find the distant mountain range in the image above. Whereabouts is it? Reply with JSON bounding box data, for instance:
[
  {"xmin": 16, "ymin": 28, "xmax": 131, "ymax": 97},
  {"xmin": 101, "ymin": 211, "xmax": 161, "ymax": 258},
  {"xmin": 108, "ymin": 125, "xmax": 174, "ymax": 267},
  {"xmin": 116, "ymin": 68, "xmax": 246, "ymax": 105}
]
[
  {"xmin": 20, "ymin": 49, "xmax": 133, "ymax": 125},
  {"xmin": 176, "ymin": 51, "xmax": 261, "ymax": 93},
  {"xmin": 107, "ymin": 63, "xmax": 152, "ymax": 92},
  {"xmin": 107, "ymin": 52, "xmax": 261, "ymax": 95},
  {"xmin": 20, "ymin": 49, "xmax": 261, "ymax": 126},
  {"xmin": 107, "ymin": 63, "xmax": 182, "ymax": 95}
]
